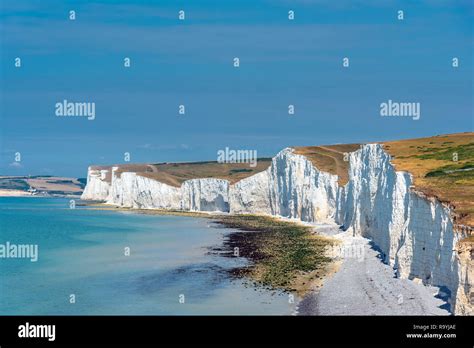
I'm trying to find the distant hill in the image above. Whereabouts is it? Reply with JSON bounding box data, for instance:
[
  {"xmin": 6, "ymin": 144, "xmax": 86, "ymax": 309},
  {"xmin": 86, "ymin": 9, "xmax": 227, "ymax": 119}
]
[{"xmin": 0, "ymin": 176, "xmax": 85, "ymax": 197}]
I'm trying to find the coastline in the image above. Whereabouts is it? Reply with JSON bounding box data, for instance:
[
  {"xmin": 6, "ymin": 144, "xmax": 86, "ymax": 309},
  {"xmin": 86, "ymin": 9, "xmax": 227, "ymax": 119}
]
[
  {"xmin": 82, "ymin": 202, "xmax": 454, "ymax": 315},
  {"xmin": 84, "ymin": 202, "xmax": 339, "ymax": 298},
  {"xmin": 297, "ymin": 228, "xmax": 451, "ymax": 315},
  {"xmin": 0, "ymin": 189, "xmax": 34, "ymax": 197},
  {"xmin": 0, "ymin": 190, "xmax": 83, "ymax": 198}
]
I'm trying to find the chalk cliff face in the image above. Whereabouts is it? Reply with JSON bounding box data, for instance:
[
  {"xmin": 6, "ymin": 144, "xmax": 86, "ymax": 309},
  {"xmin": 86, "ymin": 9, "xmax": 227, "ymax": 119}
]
[
  {"xmin": 107, "ymin": 169, "xmax": 181, "ymax": 210},
  {"xmin": 455, "ymin": 240, "xmax": 474, "ymax": 315},
  {"xmin": 83, "ymin": 167, "xmax": 230, "ymax": 212},
  {"xmin": 181, "ymin": 179, "xmax": 229, "ymax": 212},
  {"xmin": 80, "ymin": 167, "xmax": 110, "ymax": 200},
  {"xmin": 81, "ymin": 145, "xmax": 472, "ymax": 314},
  {"xmin": 337, "ymin": 145, "xmax": 467, "ymax": 312},
  {"xmin": 230, "ymin": 148, "xmax": 339, "ymax": 223}
]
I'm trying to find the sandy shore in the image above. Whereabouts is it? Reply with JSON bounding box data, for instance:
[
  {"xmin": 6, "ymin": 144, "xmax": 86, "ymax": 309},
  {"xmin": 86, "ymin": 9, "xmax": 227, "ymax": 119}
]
[
  {"xmin": 0, "ymin": 189, "xmax": 32, "ymax": 197},
  {"xmin": 297, "ymin": 225, "xmax": 450, "ymax": 315},
  {"xmin": 85, "ymin": 203, "xmax": 338, "ymax": 295}
]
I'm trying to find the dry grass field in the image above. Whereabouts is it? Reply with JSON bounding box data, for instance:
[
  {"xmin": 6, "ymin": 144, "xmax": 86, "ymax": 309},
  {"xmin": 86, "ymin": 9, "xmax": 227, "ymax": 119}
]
[
  {"xmin": 104, "ymin": 159, "xmax": 273, "ymax": 187},
  {"xmin": 382, "ymin": 132, "xmax": 474, "ymax": 227},
  {"xmin": 293, "ymin": 144, "xmax": 361, "ymax": 185},
  {"xmin": 0, "ymin": 176, "xmax": 85, "ymax": 195}
]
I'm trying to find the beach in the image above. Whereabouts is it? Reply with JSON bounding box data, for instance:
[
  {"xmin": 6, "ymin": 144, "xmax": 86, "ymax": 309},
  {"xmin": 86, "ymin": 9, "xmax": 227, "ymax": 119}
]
[
  {"xmin": 0, "ymin": 189, "xmax": 32, "ymax": 197},
  {"xmin": 297, "ymin": 225, "xmax": 450, "ymax": 315}
]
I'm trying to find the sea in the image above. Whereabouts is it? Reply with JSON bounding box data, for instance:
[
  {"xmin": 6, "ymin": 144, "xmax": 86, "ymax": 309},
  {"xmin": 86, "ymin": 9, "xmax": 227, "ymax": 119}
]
[{"xmin": 0, "ymin": 197, "xmax": 294, "ymax": 315}]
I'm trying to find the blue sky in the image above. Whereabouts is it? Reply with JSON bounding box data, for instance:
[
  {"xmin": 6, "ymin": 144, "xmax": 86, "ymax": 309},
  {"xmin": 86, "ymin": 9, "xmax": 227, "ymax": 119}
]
[{"xmin": 1, "ymin": 0, "xmax": 472, "ymax": 177}]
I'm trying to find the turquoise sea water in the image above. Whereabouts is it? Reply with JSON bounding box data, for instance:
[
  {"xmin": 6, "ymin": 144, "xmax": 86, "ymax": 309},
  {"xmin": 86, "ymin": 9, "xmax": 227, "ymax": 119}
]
[{"xmin": 0, "ymin": 197, "xmax": 294, "ymax": 315}]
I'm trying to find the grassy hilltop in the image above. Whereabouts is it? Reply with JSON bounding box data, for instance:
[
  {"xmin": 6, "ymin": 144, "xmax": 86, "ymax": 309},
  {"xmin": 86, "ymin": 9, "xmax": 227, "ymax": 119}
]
[{"xmin": 383, "ymin": 133, "xmax": 473, "ymax": 227}]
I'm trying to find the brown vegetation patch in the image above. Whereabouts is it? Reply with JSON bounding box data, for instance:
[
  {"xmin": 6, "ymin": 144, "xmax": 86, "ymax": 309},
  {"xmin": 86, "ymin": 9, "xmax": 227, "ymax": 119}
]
[
  {"xmin": 96, "ymin": 160, "xmax": 273, "ymax": 187},
  {"xmin": 293, "ymin": 144, "xmax": 361, "ymax": 185},
  {"xmin": 381, "ymin": 132, "xmax": 474, "ymax": 227}
]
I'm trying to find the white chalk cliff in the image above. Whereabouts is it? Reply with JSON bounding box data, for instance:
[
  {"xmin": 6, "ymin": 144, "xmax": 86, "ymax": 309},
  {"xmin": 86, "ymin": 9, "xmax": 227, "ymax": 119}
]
[
  {"xmin": 81, "ymin": 167, "xmax": 111, "ymax": 200},
  {"xmin": 81, "ymin": 145, "xmax": 472, "ymax": 315}
]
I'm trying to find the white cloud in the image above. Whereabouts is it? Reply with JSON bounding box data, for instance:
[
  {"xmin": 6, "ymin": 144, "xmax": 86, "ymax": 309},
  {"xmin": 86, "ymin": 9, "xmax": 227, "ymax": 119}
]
[{"xmin": 9, "ymin": 161, "xmax": 22, "ymax": 168}]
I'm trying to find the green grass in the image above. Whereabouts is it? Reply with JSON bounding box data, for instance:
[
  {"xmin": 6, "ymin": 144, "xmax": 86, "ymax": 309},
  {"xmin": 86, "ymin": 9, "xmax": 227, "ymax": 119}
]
[
  {"xmin": 425, "ymin": 163, "xmax": 474, "ymax": 178},
  {"xmin": 229, "ymin": 168, "xmax": 253, "ymax": 174},
  {"xmin": 416, "ymin": 143, "xmax": 474, "ymax": 161},
  {"xmin": 0, "ymin": 178, "xmax": 30, "ymax": 190}
]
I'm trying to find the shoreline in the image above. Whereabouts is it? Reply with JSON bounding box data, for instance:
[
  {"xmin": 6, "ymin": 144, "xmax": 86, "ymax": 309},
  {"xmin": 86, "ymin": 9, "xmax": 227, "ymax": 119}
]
[
  {"xmin": 0, "ymin": 189, "xmax": 35, "ymax": 197},
  {"xmin": 0, "ymin": 190, "xmax": 82, "ymax": 198},
  {"xmin": 82, "ymin": 202, "xmax": 453, "ymax": 315},
  {"xmin": 84, "ymin": 202, "xmax": 339, "ymax": 298},
  {"xmin": 297, "ymin": 228, "xmax": 451, "ymax": 315},
  {"xmin": 211, "ymin": 214, "xmax": 337, "ymax": 296}
]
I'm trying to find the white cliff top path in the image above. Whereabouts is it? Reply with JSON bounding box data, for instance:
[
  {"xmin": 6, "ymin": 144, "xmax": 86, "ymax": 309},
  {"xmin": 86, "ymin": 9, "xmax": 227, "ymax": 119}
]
[{"xmin": 297, "ymin": 226, "xmax": 450, "ymax": 315}]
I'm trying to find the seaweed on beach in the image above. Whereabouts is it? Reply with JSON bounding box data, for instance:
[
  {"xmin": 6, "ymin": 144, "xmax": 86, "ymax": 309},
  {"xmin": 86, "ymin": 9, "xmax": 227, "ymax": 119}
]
[{"xmin": 211, "ymin": 215, "xmax": 335, "ymax": 294}]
